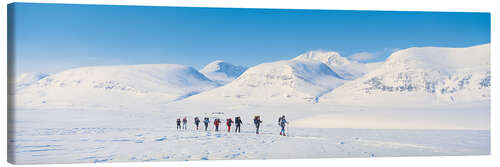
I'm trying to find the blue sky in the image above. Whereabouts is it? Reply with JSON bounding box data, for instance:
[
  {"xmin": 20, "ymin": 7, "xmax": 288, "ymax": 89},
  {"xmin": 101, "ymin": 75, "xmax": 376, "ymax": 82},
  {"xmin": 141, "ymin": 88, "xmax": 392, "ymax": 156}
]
[{"xmin": 9, "ymin": 3, "xmax": 490, "ymax": 75}]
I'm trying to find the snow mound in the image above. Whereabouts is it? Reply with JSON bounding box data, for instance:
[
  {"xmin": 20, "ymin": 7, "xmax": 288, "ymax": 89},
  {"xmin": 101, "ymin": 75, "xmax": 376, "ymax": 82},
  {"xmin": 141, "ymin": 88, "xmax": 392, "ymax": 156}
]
[
  {"xmin": 183, "ymin": 59, "xmax": 346, "ymax": 104},
  {"xmin": 294, "ymin": 50, "xmax": 382, "ymax": 80},
  {"xmin": 16, "ymin": 64, "xmax": 219, "ymax": 109},
  {"xmin": 321, "ymin": 44, "xmax": 491, "ymax": 106},
  {"xmin": 15, "ymin": 72, "xmax": 49, "ymax": 90},
  {"xmin": 200, "ymin": 60, "xmax": 247, "ymax": 84}
]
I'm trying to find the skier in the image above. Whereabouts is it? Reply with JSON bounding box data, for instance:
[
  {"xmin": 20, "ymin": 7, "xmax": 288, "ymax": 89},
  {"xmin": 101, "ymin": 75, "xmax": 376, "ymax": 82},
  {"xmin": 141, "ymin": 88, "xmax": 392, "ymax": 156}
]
[
  {"xmin": 182, "ymin": 117, "xmax": 188, "ymax": 130},
  {"xmin": 279, "ymin": 115, "xmax": 288, "ymax": 136},
  {"xmin": 176, "ymin": 118, "xmax": 181, "ymax": 130},
  {"xmin": 234, "ymin": 117, "xmax": 242, "ymax": 133},
  {"xmin": 194, "ymin": 117, "xmax": 200, "ymax": 130},
  {"xmin": 254, "ymin": 115, "xmax": 262, "ymax": 134},
  {"xmin": 203, "ymin": 117, "xmax": 210, "ymax": 131},
  {"xmin": 226, "ymin": 118, "xmax": 233, "ymax": 132},
  {"xmin": 214, "ymin": 118, "xmax": 221, "ymax": 131}
]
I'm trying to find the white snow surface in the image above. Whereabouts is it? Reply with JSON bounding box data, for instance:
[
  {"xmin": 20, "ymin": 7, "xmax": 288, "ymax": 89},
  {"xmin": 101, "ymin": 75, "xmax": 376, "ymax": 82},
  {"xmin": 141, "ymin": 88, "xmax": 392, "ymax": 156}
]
[
  {"xmin": 200, "ymin": 60, "xmax": 247, "ymax": 84},
  {"xmin": 8, "ymin": 106, "xmax": 490, "ymax": 164}
]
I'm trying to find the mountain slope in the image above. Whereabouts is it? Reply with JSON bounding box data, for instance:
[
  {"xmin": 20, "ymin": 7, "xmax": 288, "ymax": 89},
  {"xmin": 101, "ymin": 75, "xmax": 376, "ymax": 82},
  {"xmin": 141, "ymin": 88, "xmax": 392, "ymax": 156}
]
[
  {"xmin": 182, "ymin": 59, "xmax": 346, "ymax": 104},
  {"xmin": 200, "ymin": 60, "xmax": 247, "ymax": 84},
  {"xmin": 321, "ymin": 44, "xmax": 491, "ymax": 106},
  {"xmin": 15, "ymin": 64, "xmax": 219, "ymax": 109},
  {"xmin": 293, "ymin": 50, "xmax": 382, "ymax": 80},
  {"xmin": 16, "ymin": 72, "xmax": 49, "ymax": 90}
]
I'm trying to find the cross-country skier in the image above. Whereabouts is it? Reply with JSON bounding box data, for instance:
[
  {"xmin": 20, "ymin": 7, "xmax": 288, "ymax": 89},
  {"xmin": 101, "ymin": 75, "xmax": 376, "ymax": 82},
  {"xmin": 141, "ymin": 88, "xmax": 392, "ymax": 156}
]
[
  {"xmin": 226, "ymin": 118, "xmax": 233, "ymax": 132},
  {"xmin": 214, "ymin": 118, "xmax": 221, "ymax": 131},
  {"xmin": 203, "ymin": 117, "xmax": 210, "ymax": 131},
  {"xmin": 235, "ymin": 117, "xmax": 242, "ymax": 133},
  {"xmin": 194, "ymin": 117, "xmax": 200, "ymax": 130},
  {"xmin": 176, "ymin": 118, "xmax": 181, "ymax": 130},
  {"xmin": 254, "ymin": 116, "xmax": 262, "ymax": 134},
  {"xmin": 279, "ymin": 115, "xmax": 288, "ymax": 136},
  {"xmin": 182, "ymin": 117, "xmax": 188, "ymax": 130}
]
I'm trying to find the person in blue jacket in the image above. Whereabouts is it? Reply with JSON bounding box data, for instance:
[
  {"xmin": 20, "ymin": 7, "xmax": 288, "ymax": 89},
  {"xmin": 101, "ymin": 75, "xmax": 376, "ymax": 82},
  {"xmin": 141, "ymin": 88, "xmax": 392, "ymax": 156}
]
[{"xmin": 203, "ymin": 117, "xmax": 210, "ymax": 131}]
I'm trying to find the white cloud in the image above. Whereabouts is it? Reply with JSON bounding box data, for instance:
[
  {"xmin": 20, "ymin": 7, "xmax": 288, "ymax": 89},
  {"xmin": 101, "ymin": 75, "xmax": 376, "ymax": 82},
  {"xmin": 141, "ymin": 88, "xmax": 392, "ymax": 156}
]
[{"xmin": 349, "ymin": 52, "xmax": 376, "ymax": 61}]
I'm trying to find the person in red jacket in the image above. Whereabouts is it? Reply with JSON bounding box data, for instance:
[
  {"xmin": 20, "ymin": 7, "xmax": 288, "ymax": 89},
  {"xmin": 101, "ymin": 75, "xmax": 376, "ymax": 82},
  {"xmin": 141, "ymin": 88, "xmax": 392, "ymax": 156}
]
[
  {"xmin": 214, "ymin": 118, "xmax": 221, "ymax": 132},
  {"xmin": 226, "ymin": 118, "xmax": 233, "ymax": 132}
]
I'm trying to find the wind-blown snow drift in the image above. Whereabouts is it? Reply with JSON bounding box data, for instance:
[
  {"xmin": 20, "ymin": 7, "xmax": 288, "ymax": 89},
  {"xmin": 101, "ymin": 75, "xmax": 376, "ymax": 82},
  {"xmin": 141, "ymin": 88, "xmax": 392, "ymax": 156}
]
[
  {"xmin": 200, "ymin": 60, "xmax": 247, "ymax": 84},
  {"xmin": 15, "ymin": 64, "xmax": 219, "ymax": 109},
  {"xmin": 321, "ymin": 44, "xmax": 491, "ymax": 106}
]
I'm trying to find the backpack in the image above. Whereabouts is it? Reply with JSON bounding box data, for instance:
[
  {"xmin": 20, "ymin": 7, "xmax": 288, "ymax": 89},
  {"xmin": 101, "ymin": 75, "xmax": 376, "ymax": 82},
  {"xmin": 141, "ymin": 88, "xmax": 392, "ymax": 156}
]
[
  {"xmin": 255, "ymin": 116, "xmax": 262, "ymax": 124},
  {"xmin": 280, "ymin": 119, "xmax": 286, "ymax": 127}
]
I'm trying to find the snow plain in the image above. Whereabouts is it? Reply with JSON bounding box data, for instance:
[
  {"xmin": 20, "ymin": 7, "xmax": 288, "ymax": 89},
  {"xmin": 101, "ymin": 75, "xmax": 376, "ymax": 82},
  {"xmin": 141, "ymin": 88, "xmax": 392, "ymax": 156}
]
[{"xmin": 8, "ymin": 106, "xmax": 490, "ymax": 164}]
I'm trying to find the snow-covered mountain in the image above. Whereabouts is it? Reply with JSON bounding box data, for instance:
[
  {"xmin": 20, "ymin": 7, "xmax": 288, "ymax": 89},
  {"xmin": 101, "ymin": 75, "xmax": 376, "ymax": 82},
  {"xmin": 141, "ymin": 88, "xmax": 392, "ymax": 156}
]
[
  {"xmin": 13, "ymin": 44, "xmax": 490, "ymax": 109},
  {"xmin": 293, "ymin": 50, "xmax": 382, "ymax": 80},
  {"xmin": 15, "ymin": 64, "xmax": 219, "ymax": 109},
  {"xmin": 321, "ymin": 44, "xmax": 491, "ymax": 106},
  {"xmin": 183, "ymin": 59, "xmax": 346, "ymax": 103},
  {"xmin": 15, "ymin": 72, "xmax": 49, "ymax": 90},
  {"xmin": 200, "ymin": 60, "xmax": 247, "ymax": 84}
]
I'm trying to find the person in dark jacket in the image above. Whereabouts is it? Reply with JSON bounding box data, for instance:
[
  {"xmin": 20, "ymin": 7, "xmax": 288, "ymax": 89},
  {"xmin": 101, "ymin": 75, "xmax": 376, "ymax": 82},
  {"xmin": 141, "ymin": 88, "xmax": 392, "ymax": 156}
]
[
  {"xmin": 194, "ymin": 117, "xmax": 200, "ymax": 130},
  {"xmin": 203, "ymin": 117, "xmax": 210, "ymax": 131},
  {"xmin": 234, "ymin": 117, "xmax": 242, "ymax": 133},
  {"xmin": 176, "ymin": 118, "xmax": 181, "ymax": 130},
  {"xmin": 226, "ymin": 118, "xmax": 233, "ymax": 132},
  {"xmin": 254, "ymin": 116, "xmax": 262, "ymax": 134}
]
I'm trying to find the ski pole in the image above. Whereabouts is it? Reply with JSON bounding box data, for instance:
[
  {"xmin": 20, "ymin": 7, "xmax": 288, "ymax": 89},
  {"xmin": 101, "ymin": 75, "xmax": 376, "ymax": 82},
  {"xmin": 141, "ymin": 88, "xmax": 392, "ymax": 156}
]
[{"xmin": 287, "ymin": 122, "xmax": 290, "ymax": 137}]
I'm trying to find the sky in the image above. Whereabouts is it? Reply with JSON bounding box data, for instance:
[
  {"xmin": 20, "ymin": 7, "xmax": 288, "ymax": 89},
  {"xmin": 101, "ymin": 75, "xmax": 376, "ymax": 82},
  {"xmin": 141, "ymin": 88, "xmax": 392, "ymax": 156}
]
[{"xmin": 9, "ymin": 3, "xmax": 490, "ymax": 75}]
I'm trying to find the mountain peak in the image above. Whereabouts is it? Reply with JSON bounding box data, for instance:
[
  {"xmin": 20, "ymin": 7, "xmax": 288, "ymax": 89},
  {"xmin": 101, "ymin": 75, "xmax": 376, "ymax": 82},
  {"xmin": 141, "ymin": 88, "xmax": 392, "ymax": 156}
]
[
  {"xmin": 293, "ymin": 50, "xmax": 351, "ymax": 67},
  {"xmin": 200, "ymin": 60, "xmax": 247, "ymax": 84},
  {"xmin": 16, "ymin": 72, "xmax": 49, "ymax": 90},
  {"xmin": 293, "ymin": 50, "xmax": 382, "ymax": 80}
]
